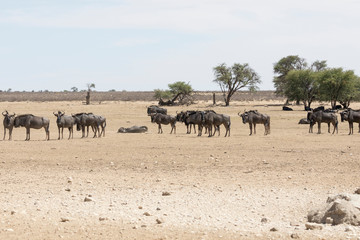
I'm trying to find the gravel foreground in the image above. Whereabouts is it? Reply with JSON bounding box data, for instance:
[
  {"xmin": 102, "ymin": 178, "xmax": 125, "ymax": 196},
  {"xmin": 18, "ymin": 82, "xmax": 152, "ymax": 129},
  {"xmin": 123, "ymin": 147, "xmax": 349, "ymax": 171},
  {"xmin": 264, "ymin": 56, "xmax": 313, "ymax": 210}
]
[{"xmin": 1, "ymin": 100, "xmax": 360, "ymax": 239}]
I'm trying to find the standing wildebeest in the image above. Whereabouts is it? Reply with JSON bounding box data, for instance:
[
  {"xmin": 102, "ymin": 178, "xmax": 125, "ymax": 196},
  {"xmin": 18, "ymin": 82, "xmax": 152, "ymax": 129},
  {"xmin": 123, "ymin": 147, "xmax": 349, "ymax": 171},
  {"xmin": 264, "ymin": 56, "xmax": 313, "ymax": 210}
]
[
  {"xmin": 53, "ymin": 111, "xmax": 75, "ymax": 140},
  {"xmin": 147, "ymin": 105, "xmax": 167, "ymax": 115},
  {"xmin": 340, "ymin": 109, "xmax": 360, "ymax": 135},
  {"xmin": 92, "ymin": 114, "xmax": 106, "ymax": 137},
  {"xmin": 201, "ymin": 111, "xmax": 231, "ymax": 137},
  {"xmin": 307, "ymin": 110, "xmax": 338, "ymax": 134},
  {"xmin": 72, "ymin": 113, "xmax": 99, "ymax": 138},
  {"xmin": 14, "ymin": 114, "xmax": 50, "ymax": 141},
  {"xmin": 150, "ymin": 113, "xmax": 176, "ymax": 134},
  {"xmin": 239, "ymin": 110, "xmax": 270, "ymax": 135},
  {"xmin": 118, "ymin": 126, "xmax": 148, "ymax": 133},
  {"xmin": 176, "ymin": 111, "xmax": 200, "ymax": 134},
  {"xmin": 2, "ymin": 110, "xmax": 16, "ymax": 140}
]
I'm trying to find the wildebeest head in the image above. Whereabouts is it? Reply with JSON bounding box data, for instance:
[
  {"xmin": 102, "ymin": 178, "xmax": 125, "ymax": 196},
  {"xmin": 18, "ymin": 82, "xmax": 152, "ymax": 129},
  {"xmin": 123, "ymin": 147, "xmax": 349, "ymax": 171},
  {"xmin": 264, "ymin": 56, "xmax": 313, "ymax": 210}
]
[
  {"xmin": 238, "ymin": 112, "xmax": 249, "ymax": 124},
  {"xmin": 54, "ymin": 111, "xmax": 65, "ymax": 124},
  {"xmin": 340, "ymin": 110, "xmax": 349, "ymax": 122},
  {"xmin": 2, "ymin": 110, "xmax": 16, "ymax": 126}
]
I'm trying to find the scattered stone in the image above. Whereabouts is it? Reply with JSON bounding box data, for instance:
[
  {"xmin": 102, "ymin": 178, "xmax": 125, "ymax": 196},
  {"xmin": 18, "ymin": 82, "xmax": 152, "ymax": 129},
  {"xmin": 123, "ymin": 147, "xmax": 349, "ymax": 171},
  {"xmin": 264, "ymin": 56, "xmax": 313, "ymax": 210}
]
[
  {"xmin": 67, "ymin": 177, "xmax": 73, "ymax": 183},
  {"xmin": 290, "ymin": 233, "xmax": 300, "ymax": 239},
  {"xmin": 60, "ymin": 218, "xmax": 70, "ymax": 222},
  {"xmin": 84, "ymin": 196, "xmax": 93, "ymax": 202},
  {"xmin": 141, "ymin": 225, "xmax": 147, "ymax": 228},
  {"xmin": 156, "ymin": 207, "xmax": 161, "ymax": 211},
  {"xmin": 99, "ymin": 217, "xmax": 108, "ymax": 221},
  {"xmin": 325, "ymin": 217, "xmax": 333, "ymax": 225},
  {"xmin": 162, "ymin": 191, "xmax": 171, "ymax": 196},
  {"xmin": 6, "ymin": 228, "xmax": 14, "ymax": 232},
  {"xmin": 305, "ymin": 223, "xmax": 323, "ymax": 230},
  {"xmin": 65, "ymin": 188, "xmax": 71, "ymax": 192},
  {"xmin": 156, "ymin": 218, "xmax": 163, "ymax": 224},
  {"xmin": 11, "ymin": 210, "xmax": 16, "ymax": 215},
  {"xmin": 270, "ymin": 227, "xmax": 278, "ymax": 232},
  {"xmin": 355, "ymin": 188, "xmax": 360, "ymax": 194},
  {"xmin": 308, "ymin": 193, "xmax": 360, "ymax": 226},
  {"xmin": 143, "ymin": 212, "xmax": 151, "ymax": 216},
  {"xmin": 138, "ymin": 206, "xmax": 143, "ymax": 209},
  {"xmin": 290, "ymin": 222, "xmax": 300, "ymax": 227}
]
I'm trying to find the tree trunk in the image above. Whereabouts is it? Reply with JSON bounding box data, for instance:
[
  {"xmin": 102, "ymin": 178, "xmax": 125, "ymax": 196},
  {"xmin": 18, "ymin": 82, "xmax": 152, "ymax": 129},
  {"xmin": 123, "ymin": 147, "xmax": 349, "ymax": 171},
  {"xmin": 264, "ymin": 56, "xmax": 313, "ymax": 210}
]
[{"xmin": 86, "ymin": 91, "xmax": 90, "ymax": 105}]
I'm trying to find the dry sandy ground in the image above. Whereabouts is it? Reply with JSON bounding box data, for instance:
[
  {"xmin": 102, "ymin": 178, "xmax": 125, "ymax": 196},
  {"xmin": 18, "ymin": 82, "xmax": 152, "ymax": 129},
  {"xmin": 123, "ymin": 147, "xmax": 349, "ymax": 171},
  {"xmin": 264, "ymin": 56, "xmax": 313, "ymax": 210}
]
[{"xmin": 1, "ymin": 100, "xmax": 360, "ymax": 240}]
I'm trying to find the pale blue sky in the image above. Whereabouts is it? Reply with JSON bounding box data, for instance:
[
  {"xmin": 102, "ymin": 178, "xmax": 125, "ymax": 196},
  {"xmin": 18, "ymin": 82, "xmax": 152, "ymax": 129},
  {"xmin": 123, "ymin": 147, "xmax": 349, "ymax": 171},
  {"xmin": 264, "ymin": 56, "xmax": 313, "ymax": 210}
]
[{"xmin": 0, "ymin": 0, "xmax": 359, "ymax": 91}]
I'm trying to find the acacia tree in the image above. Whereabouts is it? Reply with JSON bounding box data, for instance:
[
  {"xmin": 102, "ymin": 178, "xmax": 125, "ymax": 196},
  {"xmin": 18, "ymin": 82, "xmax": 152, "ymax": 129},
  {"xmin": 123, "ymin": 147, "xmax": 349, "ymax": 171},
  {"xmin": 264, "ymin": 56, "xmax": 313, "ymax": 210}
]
[
  {"xmin": 283, "ymin": 69, "xmax": 318, "ymax": 109},
  {"xmin": 317, "ymin": 68, "xmax": 360, "ymax": 109},
  {"xmin": 282, "ymin": 60, "xmax": 327, "ymax": 109},
  {"xmin": 213, "ymin": 63, "xmax": 260, "ymax": 106},
  {"xmin": 86, "ymin": 83, "xmax": 95, "ymax": 105},
  {"xmin": 154, "ymin": 81, "xmax": 193, "ymax": 105},
  {"xmin": 273, "ymin": 55, "xmax": 307, "ymax": 97}
]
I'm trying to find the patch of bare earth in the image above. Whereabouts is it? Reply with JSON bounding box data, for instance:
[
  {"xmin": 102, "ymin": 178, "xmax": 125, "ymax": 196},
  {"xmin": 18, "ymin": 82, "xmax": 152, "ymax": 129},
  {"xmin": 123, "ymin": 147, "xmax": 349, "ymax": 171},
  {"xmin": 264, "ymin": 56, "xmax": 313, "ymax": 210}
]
[{"xmin": 1, "ymin": 100, "xmax": 360, "ymax": 239}]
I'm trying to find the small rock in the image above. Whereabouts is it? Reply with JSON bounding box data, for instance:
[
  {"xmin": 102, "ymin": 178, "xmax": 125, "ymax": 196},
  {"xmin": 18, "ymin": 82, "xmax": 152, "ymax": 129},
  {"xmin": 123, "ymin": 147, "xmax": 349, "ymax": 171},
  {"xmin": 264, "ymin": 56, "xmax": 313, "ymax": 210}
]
[
  {"xmin": 138, "ymin": 206, "xmax": 143, "ymax": 209},
  {"xmin": 270, "ymin": 227, "xmax": 278, "ymax": 232},
  {"xmin": 6, "ymin": 228, "xmax": 14, "ymax": 232},
  {"xmin": 60, "ymin": 218, "xmax": 70, "ymax": 222},
  {"xmin": 325, "ymin": 217, "xmax": 333, "ymax": 225},
  {"xmin": 67, "ymin": 177, "xmax": 73, "ymax": 183},
  {"xmin": 65, "ymin": 188, "xmax": 71, "ymax": 192},
  {"xmin": 99, "ymin": 217, "xmax": 108, "ymax": 221},
  {"xmin": 11, "ymin": 210, "xmax": 16, "ymax": 215},
  {"xmin": 141, "ymin": 225, "xmax": 147, "ymax": 228},
  {"xmin": 290, "ymin": 233, "xmax": 300, "ymax": 239},
  {"xmin": 261, "ymin": 218, "xmax": 269, "ymax": 223},
  {"xmin": 305, "ymin": 223, "xmax": 323, "ymax": 230},
  {"xmin": 355, "ymin": 188, "xmax": 360, "ymax": 194},
  {"xmin": 156, "ymin": 207, "xmax": 161, "ymax": 211},
  {"xmin": 143, "ymin": 212, "xmax": 151, "ymax": 216},
  {"xmin": 84, "ymin": 196, "xmax": 93, "ymax": 202},
  {"xmin": 162, "ymin": 191, "xmax": 171, "ymax": 196},
  {"xmin": 156, "ymin": 218, "xmax": 163, "ymax": 224}
]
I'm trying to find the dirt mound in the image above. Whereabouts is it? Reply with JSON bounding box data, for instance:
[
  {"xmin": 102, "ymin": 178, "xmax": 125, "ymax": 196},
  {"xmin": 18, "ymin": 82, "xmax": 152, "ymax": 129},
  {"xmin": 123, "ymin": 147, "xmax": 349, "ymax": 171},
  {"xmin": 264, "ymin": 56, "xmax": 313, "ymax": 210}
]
[{"xmin": 308, "ymin": 194, "xmax": 360, "ymax": 225}]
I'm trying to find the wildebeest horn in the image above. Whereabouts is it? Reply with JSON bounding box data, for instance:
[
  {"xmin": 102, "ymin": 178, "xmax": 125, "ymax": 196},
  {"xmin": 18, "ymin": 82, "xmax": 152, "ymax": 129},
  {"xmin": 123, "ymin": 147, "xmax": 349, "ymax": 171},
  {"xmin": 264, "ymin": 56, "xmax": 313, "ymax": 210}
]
[
  {"xmin": 53, "ymin": 111, "xmax": 57, "ymax": 115},
  {"xmin": 2, "ymin": 110, "xmax": 8, "ymax": 116}
]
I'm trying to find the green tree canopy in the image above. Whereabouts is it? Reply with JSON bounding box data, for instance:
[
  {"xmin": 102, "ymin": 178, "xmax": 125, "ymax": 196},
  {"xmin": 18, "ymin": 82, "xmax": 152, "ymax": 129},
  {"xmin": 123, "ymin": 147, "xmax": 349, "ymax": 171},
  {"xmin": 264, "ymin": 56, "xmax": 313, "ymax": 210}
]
[
  {"xmin": 317, "ymin": 68, "xmax": 360, "ymax": 108},
  {"xmin": 273, "ymin": 55, "xmax": 307, "ymax": 96},
  {"xmin": 154, "ymin": 81, "xmax": 193, "ymax": 105},
  {"xmin": 213, "ymin": 63, "xmax": 260, "ymax": 106}
]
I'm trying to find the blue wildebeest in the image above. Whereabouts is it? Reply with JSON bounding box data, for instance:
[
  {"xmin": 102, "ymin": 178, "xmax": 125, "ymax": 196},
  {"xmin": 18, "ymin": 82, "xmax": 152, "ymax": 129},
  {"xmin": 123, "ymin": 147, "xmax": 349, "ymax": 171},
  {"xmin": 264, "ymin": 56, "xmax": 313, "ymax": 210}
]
[
  {"xmin": 147, "ymin": 105, "xmax": 167, "ymax": 115},
  {"xmin": 93, "ymin": 114, "xmax": 106, "ymax": 137},
  {"xmin": 150, "ymin": 113, "xmax": 176, "ymax": 134},
  {"xmin": 118, "ymin": 126, "xmax": 148, "ymax": 133},
  {"xmin": 72, "ymin": 113, "xmax": 99, "ymax": 138},
  {"xmin": 2, "ymin": 110, "xmax": 16, "ymax": 140},
  {"xmin": 176, "ymin": 111, "xmax": 200, "ymax": 134},
  {"xmin": 307, "ymin": 109, "xmax": 338, "ymax": 134},
  {"xmin": 53, "ymin": 111, "xmax": 76, "ymax": 140},
  {"xmin": 14, "ymin": 114, "xmax": 50, "ymax": 141},
  {"xmin": 340, "ymin": 109, "xmax": 360, "ymax": 135},
  {"xmin": 239, "ymin": 110, "xmax": 270, "ymax": 135},
  {"xmin": 200, "ymin": 111, "xmax": 231, "ymax": 137}
]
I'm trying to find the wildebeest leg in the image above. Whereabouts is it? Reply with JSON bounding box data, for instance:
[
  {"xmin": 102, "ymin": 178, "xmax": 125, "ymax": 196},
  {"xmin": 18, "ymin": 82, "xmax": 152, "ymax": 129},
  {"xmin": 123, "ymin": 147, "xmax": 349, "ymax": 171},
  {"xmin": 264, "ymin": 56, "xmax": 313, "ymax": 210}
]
[
  {"xmin": 249, "ymin": 123, "xmax": 252, "ymax": 135},
  {"xmin": 197, "ymin": 125, "xmax": 202, "ymax": 136},
  {"xmin": 68, "ymin": 127, "xmax": 72, "ymax": 139},
  {"xmin": 349, "ymin": 122, "xmax": 353, "ymax": 135},
  {"xmin": 61, "ymin": 127, "xmax": 64, "ymax": 139},
  {"xmin": 327, "ymin": 123, "xmax": 330, "ymax": 133},
  {"xmin": 3, "ymin": 128, "xmax": 6, "ymax": 140},
  {"xmin": 26, "ymin": 127, "xmax": 30, "ymax": 141},
  {"xmin": 8, "ymin": 127, "xmax": 13, "ymax": 140},
  {"xmin": 253, "ymin": 123, "xmax": 256, "ymax": 134},
  {"xmin": 208, "ymin": 125, "xmax": 213, "ymax": 137},
  {"xmin": 81, "ymin": 125, "xmax": 86, "ymax": 138},
  {"xmin": 170, "ymin": 123, "xmax": 176, "ymax": 134},
  {"xmin": 45, "ymin": 126, "xmax": 50, "ymax": 141},
  {"xmin": 317, "ymin": 122, "xmax": 321, "ymax": 134},
  {"xmin": 158, "ymin": 123, "xmax": 162, "ymax": 134}
]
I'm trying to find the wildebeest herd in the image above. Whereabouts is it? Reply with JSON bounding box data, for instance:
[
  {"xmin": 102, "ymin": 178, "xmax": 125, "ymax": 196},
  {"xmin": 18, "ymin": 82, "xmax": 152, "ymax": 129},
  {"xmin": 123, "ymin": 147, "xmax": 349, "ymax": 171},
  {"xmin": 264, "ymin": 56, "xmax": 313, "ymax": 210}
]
[
  {"xmin": 2, "ymin": 110, "xmax": 106, "ymax": 141},
  {"xmin": 3, "ymin": 104, "xmax": 359, "ymax": 141}
]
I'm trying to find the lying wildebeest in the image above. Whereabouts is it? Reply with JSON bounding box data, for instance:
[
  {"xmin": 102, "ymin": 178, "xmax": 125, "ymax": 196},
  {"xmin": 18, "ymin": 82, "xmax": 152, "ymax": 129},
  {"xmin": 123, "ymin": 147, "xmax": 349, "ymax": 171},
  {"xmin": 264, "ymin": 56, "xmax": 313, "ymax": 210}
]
[
  {"xmin": 53, "ymin": 111, "xmax": 76, "ymax": 140},
  {"xmin": 72, "ymin": 113, "xmax": 98, "ymax": 138},
  {"xmin": 176, "ymin": 111, "xmax": 199, "ymax": 134},
  {"xmin": 2, "ymin": 110, "xmax": 16, "ymax": 140},
  {"xmin": 201, "ymin": 111, "xmax": 230, "ymax": 137},
  {"xmin": 238, "ymin": 110, "xmax": 270, "ymax": 135},
  {"xmin": 14, "ymin": 114, "xmax": 50, "ymax": 141},
  {"xmin": 282, "ymin": 106, "xmax": 293, "ymax": 111},
  {"xmin": 147, "ymin": 105, "xmax": 167, "ymax": 115},
  {"xmin": 118, "ymin": 126, "xmax": 148, "ymax": 133},
  {"xmin": 340, "ymin": 109, "xmax": 360, "ymax": 135},
  {"xmin": 150, "ymin": 113, "xmax": 176, "ymax": 134},
  {"xmin": 307, "ymin": 110, "xmax": 338, "ymax": 134},
  {"xmin": 298, "ymin": 118, "xmax": 310, "ymax": 124}
]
